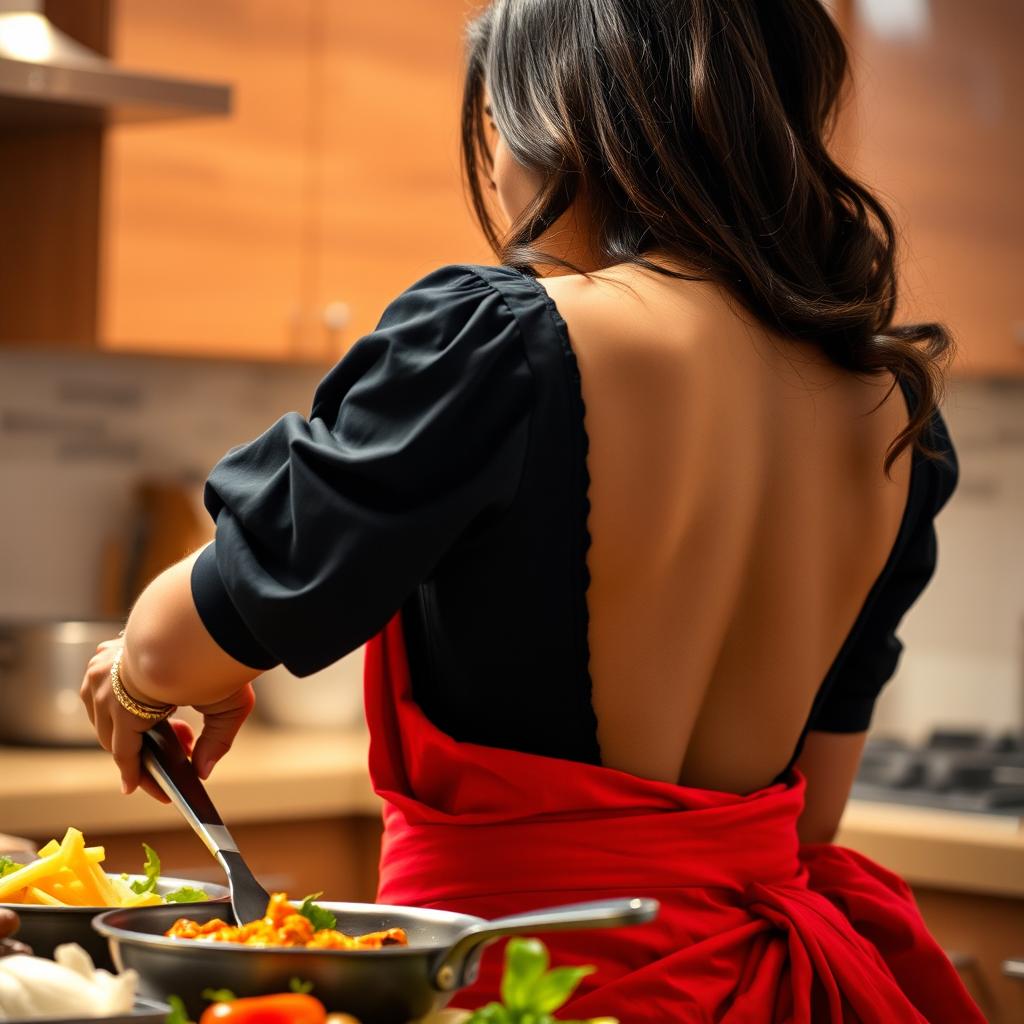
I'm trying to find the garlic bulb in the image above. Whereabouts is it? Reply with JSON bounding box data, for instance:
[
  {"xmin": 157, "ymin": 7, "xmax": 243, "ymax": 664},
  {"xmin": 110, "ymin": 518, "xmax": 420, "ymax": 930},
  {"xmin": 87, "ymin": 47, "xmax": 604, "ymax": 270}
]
[{"xmin": 0, "ymin": 943, "xmax": 137, "ymax": 1018}]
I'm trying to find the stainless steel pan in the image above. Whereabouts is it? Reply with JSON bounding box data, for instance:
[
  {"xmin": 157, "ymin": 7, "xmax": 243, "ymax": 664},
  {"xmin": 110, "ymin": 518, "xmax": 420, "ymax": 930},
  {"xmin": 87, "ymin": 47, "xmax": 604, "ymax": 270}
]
[
  {"xmin": 92, "ymin": 721, "xmax": 659, "ymax": 1022},
  {"xmin": 95, "ymin": 896, "xmax": 657, "ymax": 1023}
]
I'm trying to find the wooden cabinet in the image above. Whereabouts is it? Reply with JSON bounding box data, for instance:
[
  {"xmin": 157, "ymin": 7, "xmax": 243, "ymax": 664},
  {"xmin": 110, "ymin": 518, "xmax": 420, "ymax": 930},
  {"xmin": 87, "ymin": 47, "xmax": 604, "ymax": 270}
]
[
  {"xmin": 912, "ymin": 886, "xmax": 1024, "ymax": 1024},
  {"xmin": 315, "ymin": 0, "xmax": 492, "ymax": 349},
  {"xmin": 0, "ymin": 0, "xmax": 490, "ymax": 360},
  {"xmin": 101, "ymin": 0, "xmax": 490, "ymax": 360},
  {"xmin": 842, "ymin": 0, "xmax": 1024, "ymax": 376},
  {"xmin": 100, "ymin": 0, "xmax": 316, "ymax": 359}
]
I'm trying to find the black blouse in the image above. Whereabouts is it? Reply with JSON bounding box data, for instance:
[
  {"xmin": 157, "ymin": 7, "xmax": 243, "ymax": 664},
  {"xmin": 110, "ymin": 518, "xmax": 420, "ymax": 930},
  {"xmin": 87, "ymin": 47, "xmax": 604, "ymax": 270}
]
[{"xmin": 192, "ymin": 263, "xmax": 958, "ymax": 776}]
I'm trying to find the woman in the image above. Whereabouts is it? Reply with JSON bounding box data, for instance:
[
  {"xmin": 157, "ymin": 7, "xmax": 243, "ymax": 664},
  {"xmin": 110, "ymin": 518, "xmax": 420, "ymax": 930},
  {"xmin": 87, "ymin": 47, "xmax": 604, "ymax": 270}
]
[{"xmin": 81, "ymin": 1, "xmax": 984, "ymax": 1020}]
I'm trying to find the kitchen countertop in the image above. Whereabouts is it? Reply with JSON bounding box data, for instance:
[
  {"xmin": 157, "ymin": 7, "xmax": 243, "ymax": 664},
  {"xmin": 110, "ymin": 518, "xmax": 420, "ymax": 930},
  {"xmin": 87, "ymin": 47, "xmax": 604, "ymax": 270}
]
[
  {"xmin": 0, "ymin": 724, "xmax": 378, "ymax": 836},
  {"xmin": 1, "ymin": 727, "xmax": 1021, "ymax": 899}
]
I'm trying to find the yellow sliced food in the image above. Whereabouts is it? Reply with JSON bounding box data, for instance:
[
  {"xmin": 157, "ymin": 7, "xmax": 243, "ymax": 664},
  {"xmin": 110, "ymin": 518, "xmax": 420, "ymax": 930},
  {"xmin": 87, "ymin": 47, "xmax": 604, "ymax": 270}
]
[
  {"xmin": 0, "ymin": 849, "xmax": 64, "ymax": 901},
  {"xmin": 85, "ymin": 858, "xmax": 119, "ymax": 905},
  {"xmin": 25, "ymin": 886, "xmax": 62, "ymax": 907},
  {"xmin": 3, "ymin": 827, "xmax": 190, "ymax": 909}
]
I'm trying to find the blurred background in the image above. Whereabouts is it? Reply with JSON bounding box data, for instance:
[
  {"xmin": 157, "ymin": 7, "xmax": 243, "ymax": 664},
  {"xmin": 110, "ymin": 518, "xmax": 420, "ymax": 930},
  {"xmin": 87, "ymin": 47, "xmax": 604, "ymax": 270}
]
[{"xmin": 0, "ymin": 1, "xmax": 1021, "ymax": 1018}]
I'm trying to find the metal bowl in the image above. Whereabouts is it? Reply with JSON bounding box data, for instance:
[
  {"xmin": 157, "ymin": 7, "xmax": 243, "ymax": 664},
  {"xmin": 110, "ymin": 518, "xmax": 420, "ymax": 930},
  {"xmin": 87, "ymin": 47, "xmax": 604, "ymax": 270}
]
[
  {"xmin": 2, "ymin": 874, "xmax": 228, "ymax": 969},
  {"xmin": 0, "ymin": 620, "xmax": 124, "ymax": 746}
]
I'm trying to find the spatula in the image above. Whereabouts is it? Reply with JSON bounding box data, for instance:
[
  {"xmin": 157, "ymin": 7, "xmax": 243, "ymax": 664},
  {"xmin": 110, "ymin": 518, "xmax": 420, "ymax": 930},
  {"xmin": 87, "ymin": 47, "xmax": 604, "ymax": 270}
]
[{"xmin": 141, "ymin": 718, "xmax": 270, "ymax": 926}]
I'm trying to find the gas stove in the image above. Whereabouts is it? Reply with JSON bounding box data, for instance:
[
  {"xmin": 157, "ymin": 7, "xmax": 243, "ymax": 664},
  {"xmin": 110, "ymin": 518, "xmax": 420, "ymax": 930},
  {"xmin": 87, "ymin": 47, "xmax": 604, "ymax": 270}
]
[{"xmin": 852, "ymin": 729, "xmax": 1024, "ymax": 816}]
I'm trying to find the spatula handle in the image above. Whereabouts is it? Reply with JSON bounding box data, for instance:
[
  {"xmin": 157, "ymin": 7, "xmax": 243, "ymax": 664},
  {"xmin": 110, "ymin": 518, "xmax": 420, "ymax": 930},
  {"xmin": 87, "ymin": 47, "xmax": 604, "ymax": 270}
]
[{"xmin": 141, "ymin": 719, "xmax": 239, "ymax": 857}]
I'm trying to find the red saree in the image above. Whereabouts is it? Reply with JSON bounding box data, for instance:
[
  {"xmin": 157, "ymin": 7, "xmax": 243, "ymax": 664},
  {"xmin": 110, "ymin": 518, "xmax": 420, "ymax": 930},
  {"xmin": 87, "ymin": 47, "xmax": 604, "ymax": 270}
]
[{"xmin": 365, "ymin": 612, "xmax": 986, "ymax": 1023}]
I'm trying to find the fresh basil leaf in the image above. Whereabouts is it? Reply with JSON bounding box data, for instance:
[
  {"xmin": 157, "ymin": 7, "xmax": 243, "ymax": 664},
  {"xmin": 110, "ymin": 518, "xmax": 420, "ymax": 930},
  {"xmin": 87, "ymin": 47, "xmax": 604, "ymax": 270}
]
[
  {"xmin": 0, "ymin": 856, "xmax": 22, "ymax": 879},
  {"xmin": 164, "ymin": 995, "xmax": 192, "ymax": 1024},
  {"xmin": 501, "ymin": 937, "xmax": 550, "ymax": 1011},
  {"xmin": 201, "ymin": 988, "xmax": 236, "ymax": 1003},
  {"xmin": 464, "ymin": 1003, "xmax": 513, "ymax": 1023},
  {"xmin": 130, "ymin": 842, "xmax": 161, "ymax": 895},
  {"xmin": 529, "ymin": 964, "xmax": 596, "ymax": 1014},
  {"xmin": 296, "ymin": 892, "xmax": 337, "ymax": 932},
  {"xmin": 289, "ymin": 977, "xmax": 315, "ymax": 994},
  {"xmin": 164, "ymin": 886, "xmax": 208, "ymax": 904}
]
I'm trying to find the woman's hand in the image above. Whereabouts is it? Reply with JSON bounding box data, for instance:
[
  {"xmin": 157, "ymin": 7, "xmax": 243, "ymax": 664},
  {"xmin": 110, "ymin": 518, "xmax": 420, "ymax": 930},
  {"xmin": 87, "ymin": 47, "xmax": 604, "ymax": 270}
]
[{"xmin": 79, "ymin": 637, "xmax": 255, "ymax": 801}]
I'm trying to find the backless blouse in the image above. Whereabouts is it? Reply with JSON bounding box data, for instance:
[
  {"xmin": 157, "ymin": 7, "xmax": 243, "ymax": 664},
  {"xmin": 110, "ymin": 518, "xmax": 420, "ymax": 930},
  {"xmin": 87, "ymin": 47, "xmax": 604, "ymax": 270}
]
[{"xmin": 191, "ymin": 263, "xmax": 958, "ymax": 779}]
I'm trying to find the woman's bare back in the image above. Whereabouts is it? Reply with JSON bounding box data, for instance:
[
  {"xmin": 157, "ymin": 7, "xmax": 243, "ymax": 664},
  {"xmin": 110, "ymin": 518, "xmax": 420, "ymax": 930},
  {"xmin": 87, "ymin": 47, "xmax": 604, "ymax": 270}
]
[{"xmin": 537, "ymin": 260, "xmax": 913, "ymax": 794}]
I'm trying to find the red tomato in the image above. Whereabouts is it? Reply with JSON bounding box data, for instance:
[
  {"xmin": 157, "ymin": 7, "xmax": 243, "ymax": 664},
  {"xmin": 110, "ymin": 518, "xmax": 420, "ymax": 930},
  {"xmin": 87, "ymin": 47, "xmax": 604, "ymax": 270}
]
[{"xmin": 199, "ymin": 994, "xmax": 328, "ymax": 1024}]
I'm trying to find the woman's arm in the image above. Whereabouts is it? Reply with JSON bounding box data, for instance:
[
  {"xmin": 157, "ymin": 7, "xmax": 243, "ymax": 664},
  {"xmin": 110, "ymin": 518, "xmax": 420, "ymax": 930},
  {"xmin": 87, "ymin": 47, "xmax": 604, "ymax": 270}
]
[
  {"xmin": 794, "ymin": 730, "xmax": 868, "ymax": 844},
  {"xmin": 80, "ymin": 544, "xmax": 264, "ymax": 800},
  {"xmin": 121, "ymin": 545, "xmax": 260, "ymax": 707}
]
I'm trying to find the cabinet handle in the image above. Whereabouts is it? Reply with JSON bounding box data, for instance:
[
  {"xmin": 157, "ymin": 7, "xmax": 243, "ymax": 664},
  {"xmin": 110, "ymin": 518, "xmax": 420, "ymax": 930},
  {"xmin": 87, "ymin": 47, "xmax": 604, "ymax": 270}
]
[
  {"xmin": 1004, "ymin": 958, "xmax": 1024, "ymax": 980},
  {"xmin": 323, "ymin": 301, "xmax": 351, "ymax": 355}
]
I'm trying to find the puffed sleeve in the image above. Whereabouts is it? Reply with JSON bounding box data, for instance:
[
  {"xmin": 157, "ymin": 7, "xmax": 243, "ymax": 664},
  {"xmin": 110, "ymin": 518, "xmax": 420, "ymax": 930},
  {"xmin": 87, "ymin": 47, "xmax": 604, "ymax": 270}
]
[
  {"xmin": 190, "ymin": 264, "xmax": 533, "ymax": 676},
  {"xmin": 807, "ymin": 407, "xmax": 958, "ymax": 732}
]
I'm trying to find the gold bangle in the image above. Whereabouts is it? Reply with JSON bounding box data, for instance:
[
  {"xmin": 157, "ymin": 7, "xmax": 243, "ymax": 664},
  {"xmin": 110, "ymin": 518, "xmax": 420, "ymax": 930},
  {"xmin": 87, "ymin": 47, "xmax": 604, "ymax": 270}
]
[{"xmin": 110, "ymin": 647, "xmax": 174, "ymax": 721}]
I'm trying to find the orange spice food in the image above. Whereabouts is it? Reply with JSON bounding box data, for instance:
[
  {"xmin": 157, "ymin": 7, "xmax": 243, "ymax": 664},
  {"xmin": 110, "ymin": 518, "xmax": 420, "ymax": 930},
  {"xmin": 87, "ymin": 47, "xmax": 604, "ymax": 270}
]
[{"xmin": 165, "ymin": 892, "xmax": 408, "ymax": 950}]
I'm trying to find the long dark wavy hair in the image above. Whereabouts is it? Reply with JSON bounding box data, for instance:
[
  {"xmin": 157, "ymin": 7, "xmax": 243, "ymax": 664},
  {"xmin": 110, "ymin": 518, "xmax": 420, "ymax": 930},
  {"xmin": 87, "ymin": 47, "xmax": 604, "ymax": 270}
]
[{"xmin": 459, "ymin": 0, "xmax": 953, "ymax": 473}]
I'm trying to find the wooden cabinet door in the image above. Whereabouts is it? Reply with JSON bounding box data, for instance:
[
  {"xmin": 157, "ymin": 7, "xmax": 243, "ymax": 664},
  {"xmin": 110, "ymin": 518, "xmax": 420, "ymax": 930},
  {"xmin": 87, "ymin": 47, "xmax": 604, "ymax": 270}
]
[
  {"xmin": 313, "ymin": 0, "xmax": 493, "ymax": 358},
  {"xmin": 845, "ymin": 0, "xmax": 1024, "ymax": 376},
  {"xmin": 99, "ymin": 0, "xmax": 317, "ymax": 359}
]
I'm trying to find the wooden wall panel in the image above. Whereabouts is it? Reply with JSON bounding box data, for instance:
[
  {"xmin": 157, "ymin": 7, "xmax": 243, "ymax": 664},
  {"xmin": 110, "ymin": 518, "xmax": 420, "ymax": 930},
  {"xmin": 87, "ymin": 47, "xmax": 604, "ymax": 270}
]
[
  {"xmin": 845, "ymin": 0, "xmax": 1024, "ymax": 376},
  {"xmin": 0, "ymin": 128, "xmax": 102, "ymax": 344},
  {"xmin": 99, "ymin": 0, "xmax": 316, "ymax": 358},
  {"xmin": 314, "ymin": 0, "xmax": 494, "ymax": 357}
]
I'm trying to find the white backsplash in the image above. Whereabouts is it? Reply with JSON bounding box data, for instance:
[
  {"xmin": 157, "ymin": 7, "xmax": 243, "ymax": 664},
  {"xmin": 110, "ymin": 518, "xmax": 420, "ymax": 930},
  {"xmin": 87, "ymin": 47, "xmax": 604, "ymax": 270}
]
[
  {"xmin": 1, "ymin": 348, "xmax": 1022, "ymax": 739},
  {"xmin": 872, "ymin": 379, "xmax": 1024, "ymax": 740},
  {"xmin": 0, "ymin": 348, "xmax": 324, "ymax": 620}
]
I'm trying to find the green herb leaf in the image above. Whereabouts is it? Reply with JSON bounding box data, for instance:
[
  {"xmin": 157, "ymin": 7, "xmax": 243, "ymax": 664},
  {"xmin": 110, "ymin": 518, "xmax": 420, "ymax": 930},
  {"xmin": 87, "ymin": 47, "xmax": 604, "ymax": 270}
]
[
  {"xmin": 465, "ymin": 937, "xmax": 611, "ymax": 1024},
  {"xmin": 164, "ymin": 886, "xmax": 208, "ymax": 904},
  {"xmin": 289, "ymin": 977, "xmax": 314, "ymax": 994},
  {"xmin": 295, "ymin": 892, "xmax": 337, "ymax": 932},
  {"xmin": 0, "ymin": 856, "xmax": 23, "ymax": 879},
  {"xmin": 164, "ymin": 995, "xmax": 193, "ymax": 1024},
  {"xmin": 528, "ymin": 964, "xmax": 596, "ymax": 1014},
  {"xmin": 500, "ymin": 937, "xmax": 549, "ymax": 1011},
  {"xmin": 130, "ymin": 842, "xmax": 161, "ymax": 895},
  {"xmin": 201, "ymin": 988, "xmax": 236, "ymax": 1003},
  {"xmin": 464, "ymin": 1004, "xmax": 513, "ymax": 1024}
]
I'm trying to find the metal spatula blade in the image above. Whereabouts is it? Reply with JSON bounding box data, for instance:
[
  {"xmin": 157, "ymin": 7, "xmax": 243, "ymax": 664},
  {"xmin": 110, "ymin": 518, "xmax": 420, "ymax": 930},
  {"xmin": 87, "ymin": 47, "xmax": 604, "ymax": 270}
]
[{"xmin": 141, "ymin": 719, "xmax": 270, "ymax": 926}]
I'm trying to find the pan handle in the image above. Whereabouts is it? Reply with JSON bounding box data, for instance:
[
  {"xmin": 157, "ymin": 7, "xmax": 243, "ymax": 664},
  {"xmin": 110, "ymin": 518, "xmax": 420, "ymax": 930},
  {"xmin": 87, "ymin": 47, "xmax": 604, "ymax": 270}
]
[{"xmin": 431, "ymin": 896, "xmax": 659, "ymax": 992}]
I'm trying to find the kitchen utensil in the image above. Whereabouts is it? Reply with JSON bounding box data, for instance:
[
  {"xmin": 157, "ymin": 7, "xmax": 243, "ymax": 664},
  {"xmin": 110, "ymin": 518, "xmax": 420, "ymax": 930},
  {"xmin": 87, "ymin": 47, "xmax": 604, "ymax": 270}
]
[
  {"xmin": 0, "ymin": 620, "xmax": 124, "ymax": 746},
  {"xmin": 95, "ymin": 895, "xmax": 658, "ymax": 1023},
  {"xmin": 140, "ymin": 719, "xmax": 270, "ymax": 926},
  {"xmin": 0, "ymin": 875, "xmax": 228, "ymax": 970}
]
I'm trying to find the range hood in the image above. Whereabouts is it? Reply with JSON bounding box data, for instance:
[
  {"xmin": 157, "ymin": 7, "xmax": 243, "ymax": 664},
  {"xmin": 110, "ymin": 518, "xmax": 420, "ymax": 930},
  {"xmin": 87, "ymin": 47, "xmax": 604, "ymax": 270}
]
[{"xmin": 0, "ymin": 0, "xmax": 230, "ymax": 125}]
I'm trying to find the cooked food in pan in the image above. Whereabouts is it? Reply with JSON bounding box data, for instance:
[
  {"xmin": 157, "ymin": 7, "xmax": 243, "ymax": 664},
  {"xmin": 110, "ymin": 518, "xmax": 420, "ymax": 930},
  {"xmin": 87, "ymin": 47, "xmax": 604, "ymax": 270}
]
[
  {"xmin": 165, "ymin": 892, "xmax": 409, "ymax": 950},
  {"xmin": 0, "ymin": 827, "xmax": 208, "ymax": 909}
]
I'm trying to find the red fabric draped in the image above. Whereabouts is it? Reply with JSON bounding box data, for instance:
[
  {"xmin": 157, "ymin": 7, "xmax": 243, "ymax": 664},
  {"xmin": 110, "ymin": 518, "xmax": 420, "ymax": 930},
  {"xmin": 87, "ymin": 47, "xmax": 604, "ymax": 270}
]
[{"xmin": 364, "ymin": 612, "xmax": 985, "ymax": 1023}]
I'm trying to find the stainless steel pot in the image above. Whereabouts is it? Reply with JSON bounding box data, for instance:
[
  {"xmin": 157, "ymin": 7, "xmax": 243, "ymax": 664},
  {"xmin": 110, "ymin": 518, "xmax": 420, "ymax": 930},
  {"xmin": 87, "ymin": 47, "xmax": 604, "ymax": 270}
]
[{"xmin": 0, "ymin": 620, "xmax": 123, "ymax": 746}]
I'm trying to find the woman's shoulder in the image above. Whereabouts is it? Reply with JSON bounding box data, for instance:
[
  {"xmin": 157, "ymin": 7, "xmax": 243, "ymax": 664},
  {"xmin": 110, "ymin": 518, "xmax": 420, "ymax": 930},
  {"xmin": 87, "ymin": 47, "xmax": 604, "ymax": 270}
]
[
  {"xmin": 310, "ymin": 262, "xmax": 539, "ymax": 423},
  {"xmin": 384, "ymin": 261, "xmax": 540, "ymax": 309}
]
